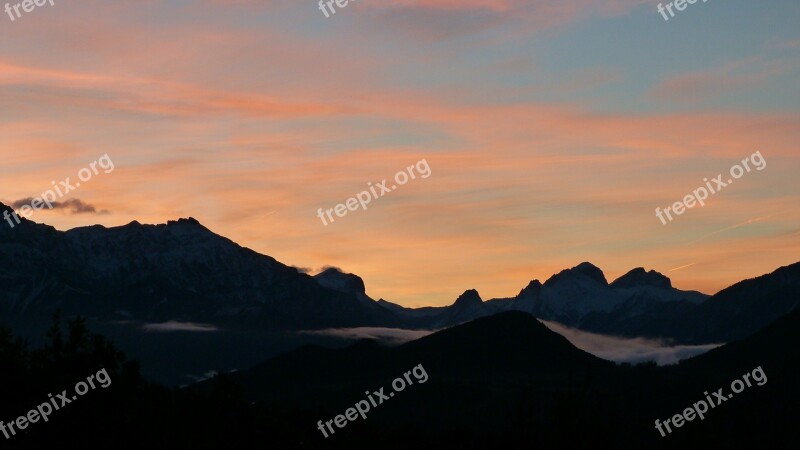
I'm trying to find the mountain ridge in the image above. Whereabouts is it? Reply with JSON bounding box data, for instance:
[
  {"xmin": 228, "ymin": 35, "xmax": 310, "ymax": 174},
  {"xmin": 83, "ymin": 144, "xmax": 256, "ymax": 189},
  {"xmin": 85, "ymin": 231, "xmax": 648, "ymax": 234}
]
[{"xmin": 1, "ymin": 203, "xmax": 797, "ymax": 346}]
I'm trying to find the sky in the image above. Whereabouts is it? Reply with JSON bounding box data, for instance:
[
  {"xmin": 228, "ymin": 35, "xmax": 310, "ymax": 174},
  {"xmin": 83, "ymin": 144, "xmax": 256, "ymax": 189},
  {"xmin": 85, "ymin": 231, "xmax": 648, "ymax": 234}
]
[{"xmin": 1, "ymin": 0, "xmax": 799, "ymax": 307}]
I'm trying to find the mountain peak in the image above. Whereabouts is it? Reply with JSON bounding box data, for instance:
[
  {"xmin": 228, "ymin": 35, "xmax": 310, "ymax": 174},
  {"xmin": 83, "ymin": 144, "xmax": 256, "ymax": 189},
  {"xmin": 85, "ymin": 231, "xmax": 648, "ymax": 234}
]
[
  {"xmin": 611, "ymin": 267, "xmax": 672, "ymax": 289},
  {"xmin": 545, "ymin": 262, "xmax": 608, "ymax": 286},
  {"xmin": 170, "ymin": 217, "xmax": 201, "ymax": 226},
  {"xmin": 0, "ymin": 201, "xmax": 59, "ymax": 236},
  {"xmin": 166, "ymin": 217, "xmax": 207, "ymax": 229},
  {"xmin": 314, "ymin": 267, "xmax": 367, "ymax": 296},
  {"xmin": 453, "ymin": 289, "xmax": 482, "ymax": 307},
  {"xmin": 161, "ymin": 217, "xmax": 214, "ymax": 238},
  {"xmin": 518, "ymin": 279, "xmax": 542, "ymax": 297}
]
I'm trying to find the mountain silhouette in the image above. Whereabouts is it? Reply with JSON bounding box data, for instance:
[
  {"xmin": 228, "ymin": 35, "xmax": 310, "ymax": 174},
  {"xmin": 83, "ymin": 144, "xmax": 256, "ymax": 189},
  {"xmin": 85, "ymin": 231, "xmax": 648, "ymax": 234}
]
[
  {"xmin": 223, "ymin": 311, "xmax": 613, "ymax": 404},
  {"xmin": 0, "ymin": 202, "xmax": 396, "ymax": 330},
  {"xmin": 1, "ymin": 206, "xmax": 797, "ymax": 449},
  {"xmin": 195, "ymin": 308, "xmax": 798, "ymax": 449},
  {"xmin": 1, "ymin": 204, "xmax": 798, "ymax": 351}
]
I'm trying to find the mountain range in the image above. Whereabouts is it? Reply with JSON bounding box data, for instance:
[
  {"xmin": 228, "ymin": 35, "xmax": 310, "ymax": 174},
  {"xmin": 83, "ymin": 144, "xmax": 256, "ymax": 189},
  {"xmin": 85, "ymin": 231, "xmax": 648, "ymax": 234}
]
[
  {"xmin": 0, "ymin": 202, "xmax": 395, "ymax": 330},
  {"xmin": 2, "ymin": 201, "xmax": 797, "ymax": 347},
  {"xmin": 1, "ymin": 202, "xmax": 798, "ymax": 448}
]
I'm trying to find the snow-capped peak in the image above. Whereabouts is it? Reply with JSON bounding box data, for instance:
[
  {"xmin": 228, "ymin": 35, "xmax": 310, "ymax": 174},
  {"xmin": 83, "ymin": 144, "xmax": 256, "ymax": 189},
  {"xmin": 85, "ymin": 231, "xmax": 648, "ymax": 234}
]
[{"xmin": 610, "ymin": 268, "xmax": 672, "ymax": 289}]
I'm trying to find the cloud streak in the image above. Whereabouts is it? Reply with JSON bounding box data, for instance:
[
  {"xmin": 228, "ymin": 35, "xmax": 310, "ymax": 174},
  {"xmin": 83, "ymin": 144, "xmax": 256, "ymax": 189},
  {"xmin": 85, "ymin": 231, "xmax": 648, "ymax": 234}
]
[
  {"xmin": 142, "ymin": 322, "xmax": 219, "ymax": 333},
  {"xmin": 303, "ymin": 321, "xmax": 719, "ymax": 366},
  {"xmin": 11, "ymin": 198, "xmax": 108, "ymax": 214},
  {"xmin": 541, "ymin": 320, "xmax": 721, "ymax": 365},
  {"xmin": 300, "ymin": 327, "xmax": 434, "ymax": 345},
  {"xmin": 0, "ymin": 0, "xmax": 797, "ymax": 307}
]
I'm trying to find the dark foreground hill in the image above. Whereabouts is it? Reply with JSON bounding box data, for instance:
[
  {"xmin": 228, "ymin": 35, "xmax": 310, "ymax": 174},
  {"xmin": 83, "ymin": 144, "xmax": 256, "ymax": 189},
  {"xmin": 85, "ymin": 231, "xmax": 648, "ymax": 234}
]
[
  {"xmin": 223, "ymin": 311, "xmax": 616, "ymax": 432},
  {"xmin": 195, "ymin": 310, "xmax": 798, "ymax": 450},
  {"xmin": 1, "ymin": 308, "xmax": 797, "ymax": 449}
]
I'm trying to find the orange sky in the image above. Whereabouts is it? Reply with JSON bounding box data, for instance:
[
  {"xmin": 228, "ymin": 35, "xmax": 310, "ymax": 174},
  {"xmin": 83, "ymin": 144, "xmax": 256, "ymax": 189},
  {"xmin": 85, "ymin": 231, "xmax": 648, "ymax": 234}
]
[{"xmin": 1, "ymin": 0, "xmax": 798, "ymax": 306}]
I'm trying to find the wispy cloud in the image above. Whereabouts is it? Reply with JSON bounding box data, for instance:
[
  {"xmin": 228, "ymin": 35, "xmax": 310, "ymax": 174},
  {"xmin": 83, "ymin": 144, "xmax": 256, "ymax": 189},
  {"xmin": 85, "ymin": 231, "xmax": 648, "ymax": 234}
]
[
  {"xmin": 649, "ymin": 58, "xmax": 794, "ymax": 103},
  {"xmin": 690, "ymin": 212, "xmax": 789, "ymax": 244},
  {"xmin": 1, "ymin": 0, "xmax": 797, "ymax": 307},
  {"xmin": 669, "ymin": 262, "xmax": 698, "ymax": 272},
  {"xmin": 11, "ymin": 197, "xmax": 108, "ymax": 215},
  {"xmin": 541, "ymin": 320, "xmax": 721, "ymax": 365},
  {"xmin": 300, "ymin": 327, "xmax": 434, "ymax": 345},
  {"xmin": 142, "ymin": 322, "xmax": 218, "ymax": 333}
]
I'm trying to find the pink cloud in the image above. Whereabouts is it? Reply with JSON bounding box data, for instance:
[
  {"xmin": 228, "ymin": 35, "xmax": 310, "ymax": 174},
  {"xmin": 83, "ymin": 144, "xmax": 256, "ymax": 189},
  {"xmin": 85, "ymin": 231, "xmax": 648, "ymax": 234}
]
[{"xmin": 649, "ymin": 58, "xmax": 795, "ymax": 102}]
